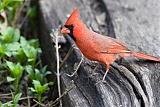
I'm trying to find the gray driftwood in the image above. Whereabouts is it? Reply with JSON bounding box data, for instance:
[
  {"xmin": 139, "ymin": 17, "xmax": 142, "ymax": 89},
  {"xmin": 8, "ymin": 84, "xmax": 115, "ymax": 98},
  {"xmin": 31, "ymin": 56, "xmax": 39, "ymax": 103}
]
[{"xmin": 38, "ymin": 0, "xmax": 160, "ymax": 107}]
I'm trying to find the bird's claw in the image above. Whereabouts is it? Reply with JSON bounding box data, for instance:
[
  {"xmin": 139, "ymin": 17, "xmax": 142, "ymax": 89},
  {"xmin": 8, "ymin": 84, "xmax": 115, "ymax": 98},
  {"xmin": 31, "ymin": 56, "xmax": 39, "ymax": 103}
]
[
  {"xmin": 89, "ymin": 72, "xmax": 101, "ymax": 78},
  {"xmin": 95, "ymin": 79, "xmax": 106, "ymax": 85}
]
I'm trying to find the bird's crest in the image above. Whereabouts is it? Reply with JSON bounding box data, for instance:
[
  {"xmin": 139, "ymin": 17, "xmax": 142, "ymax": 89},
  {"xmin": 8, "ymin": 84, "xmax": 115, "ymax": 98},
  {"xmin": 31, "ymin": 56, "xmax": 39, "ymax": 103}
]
[{"xmin": 65, "ymin": 8, "xmax": 80, "ymax": 25}]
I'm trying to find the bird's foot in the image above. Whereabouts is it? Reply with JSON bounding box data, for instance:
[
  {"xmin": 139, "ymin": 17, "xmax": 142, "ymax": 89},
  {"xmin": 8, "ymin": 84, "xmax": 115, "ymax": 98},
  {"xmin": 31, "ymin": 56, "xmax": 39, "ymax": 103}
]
[
  {"xmin": 89, "ymin": 72, "xmax": 100, "ymax": 78},
  {"xmin": 95, "ymin": 79, "xmax": 106, "ymax": 85}
]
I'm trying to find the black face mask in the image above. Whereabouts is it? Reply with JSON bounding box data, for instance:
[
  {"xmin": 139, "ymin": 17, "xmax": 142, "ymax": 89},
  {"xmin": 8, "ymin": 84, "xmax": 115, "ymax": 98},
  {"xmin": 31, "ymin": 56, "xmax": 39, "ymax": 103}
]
[{"xmin": 64, "ymin": 24, "xmax": 76, "ymax": 41}]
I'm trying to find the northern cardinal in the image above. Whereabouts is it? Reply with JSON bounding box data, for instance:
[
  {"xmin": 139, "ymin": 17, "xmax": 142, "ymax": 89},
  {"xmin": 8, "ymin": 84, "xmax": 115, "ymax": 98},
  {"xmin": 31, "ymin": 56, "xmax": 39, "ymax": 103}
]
[{"xmin": 61, "ymin": 8, "xmax": 160, "ymax": 80}]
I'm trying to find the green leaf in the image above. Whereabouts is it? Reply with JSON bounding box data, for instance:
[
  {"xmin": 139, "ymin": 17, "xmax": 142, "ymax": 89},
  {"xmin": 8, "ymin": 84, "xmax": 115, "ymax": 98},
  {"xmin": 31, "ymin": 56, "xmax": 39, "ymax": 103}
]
[
  {"xmin": 6, "ymin": 103, "xmax": 13, "ymax": 107},
  {"xmin": 12, "ymin": 49, "xmax": 27, "ymax": 63},
  {"xmin": 41, "ymin": 66, "xmax": 51, "ymax": 76},
  {"xmin": 32, "ymin": 80, "xmax": 42, "ymax": 92},
  {"xmin": 3, "ymin": 27, "xmax": 14, "ymax": 43},
  {"xmin": 6, "ymin": 61, "xmax": 15, "ymax": 72},
  {"xmin": 26, "ymin": 65, "xmax": 36, "ymax": 80},
  {"xmin": 14, "ymin": 63, "xmax": 24, "ymax": 78},
  {"xmin": 6, "ymin": 42, "xmax": 20, "ymax": 51},
  {"xmin": 28, "ymin": 39, "xmax": 39, "ymax": 48},
  {"xmin": 6, "ymin": 61, "xmax": 25, "ymax": 78},
  {"xmin": 11, "ymin": 91, "xmax": 22, "ymax": 107},
  {"xmin": 13, "ymin": 93, "xmax": 22, "ymax": 104},
  {"xmin": 0, "ymin": 0, "xmax": 23, "ymax": 11},
  {"xmin": 7, "ymin": 76, "xmax": 16, "ymax": 82},
  {"xmin": 20, "ymin": 36, "xmax": 28, "ymax": 47},
  {"xmin": 0, "ymin": 42, "xmax": 20, "ymax": 58},
  {"xmin": 5, "ymin": 51, "xmax": 12, "ymax": 57},
  {"xmin": 0, "ymin": 27, "xmax": 20, "ymax": 44},
  {"xmin": 48, "ymin": 82, "xmax": 54, "ymax": 85},
  {"xmin": 0, "ymin": 44, "xmax": 6, "ymax": 59},
  {"xmin": 45, "ymin": 71, "xmax": 52, "ymax": 75},
  {"xmin": 29, "ymin": 87, "xmax": 36, "ymax": 92},
  {"xmin": 12, "ymin": 28, "xmax": 20, "ymax": 42},
  {"xmin": 29, "ymin": 80, "xmax": 53, "ymax": 102},
  {"xmin": 10, "ymin": 84, "xmax": 16, "ymax": 91},
  {"xmin": 37, "ymin": 48, "xmax": 42, "ymax": 53},
  {"xmin": 28, "ymin": 58, "xmax": 35, "ymax": 62},
  {"xmin": 41, "ymin": 65, "xmax": 47, "ymax": 73},
  {"xmin": 0, "ymin": 102, "xmax": 4, "ymax": 107},
  {"xmin": 34, "ymin": 69, "xmax": 42, "ymax": 83}
]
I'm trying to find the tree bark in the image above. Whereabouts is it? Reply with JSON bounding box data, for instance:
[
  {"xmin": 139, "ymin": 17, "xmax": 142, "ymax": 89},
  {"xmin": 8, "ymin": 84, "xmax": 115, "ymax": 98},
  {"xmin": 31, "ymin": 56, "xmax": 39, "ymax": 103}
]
[{"xmin": 38, "ymin": 0, "xmax": 160, "ymax": 107}]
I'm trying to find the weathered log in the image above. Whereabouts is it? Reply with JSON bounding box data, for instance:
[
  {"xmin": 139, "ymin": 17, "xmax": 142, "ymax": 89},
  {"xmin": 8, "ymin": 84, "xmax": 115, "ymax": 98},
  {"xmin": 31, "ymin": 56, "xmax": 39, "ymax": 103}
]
[{"xmin": 38, "ymin": 0, "xmax": 160, "ymax": 107}]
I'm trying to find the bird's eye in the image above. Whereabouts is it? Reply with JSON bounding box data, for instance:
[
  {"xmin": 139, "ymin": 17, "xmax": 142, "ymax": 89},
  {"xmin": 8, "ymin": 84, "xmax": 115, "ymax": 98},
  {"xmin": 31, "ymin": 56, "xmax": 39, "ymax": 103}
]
[{"xmin": 71, "ymin": 24, "xmax": 74, "ymax": 27}]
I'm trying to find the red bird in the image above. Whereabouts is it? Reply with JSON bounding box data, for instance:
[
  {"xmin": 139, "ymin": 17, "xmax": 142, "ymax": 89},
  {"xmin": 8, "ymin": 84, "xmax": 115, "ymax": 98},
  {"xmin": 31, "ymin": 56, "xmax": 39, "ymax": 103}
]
[{"xmin": 61, "ymin": 8, "xmax": 160, "ymax": 80}]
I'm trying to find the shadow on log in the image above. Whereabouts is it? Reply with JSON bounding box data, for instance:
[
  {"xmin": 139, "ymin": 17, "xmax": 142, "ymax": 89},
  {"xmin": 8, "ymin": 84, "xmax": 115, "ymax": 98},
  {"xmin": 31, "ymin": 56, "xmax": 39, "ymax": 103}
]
[{"xmin": 38, "ymin": 0, "xmax": 160, "ymax": 107}]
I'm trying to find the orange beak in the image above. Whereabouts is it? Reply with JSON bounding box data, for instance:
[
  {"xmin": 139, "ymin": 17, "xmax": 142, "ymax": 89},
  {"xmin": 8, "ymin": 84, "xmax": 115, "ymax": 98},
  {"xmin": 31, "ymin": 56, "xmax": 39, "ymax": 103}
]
[{"xmin": 61, "ymin": 27, "xmax": 70, "ymax": 34}]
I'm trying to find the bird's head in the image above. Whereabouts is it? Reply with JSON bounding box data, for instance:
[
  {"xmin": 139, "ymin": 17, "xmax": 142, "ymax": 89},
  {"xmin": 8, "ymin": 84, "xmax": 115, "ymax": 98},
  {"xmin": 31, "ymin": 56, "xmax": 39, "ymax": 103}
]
[{"xmin": 61, "ymin": 8, "xmax": 87, "ymax": 41}]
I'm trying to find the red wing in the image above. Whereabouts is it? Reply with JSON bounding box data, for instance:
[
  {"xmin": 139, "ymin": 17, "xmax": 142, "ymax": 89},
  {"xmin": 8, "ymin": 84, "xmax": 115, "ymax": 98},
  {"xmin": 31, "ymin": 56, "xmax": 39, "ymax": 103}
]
[{"xmin": 93, "ymin": 33, "xmax": 129, "ymax": 54}]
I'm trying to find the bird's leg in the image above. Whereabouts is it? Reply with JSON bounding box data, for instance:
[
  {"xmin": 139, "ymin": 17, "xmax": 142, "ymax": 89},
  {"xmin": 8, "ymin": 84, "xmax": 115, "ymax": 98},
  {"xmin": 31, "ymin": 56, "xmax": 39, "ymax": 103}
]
[
  {"xmin": 95, "ymin": 64, "xmax": 110, "ymax": 85},
  {"xmin": 66, "ymin": 50, "xmax": 84, "ymax": 77},
  {"xmin": 102, "ymin": 69, "xmax": 109, "ymax": 81},
  {"xmin": 102, "ymin": 64, "xmax": 110, "ymax": 81}
]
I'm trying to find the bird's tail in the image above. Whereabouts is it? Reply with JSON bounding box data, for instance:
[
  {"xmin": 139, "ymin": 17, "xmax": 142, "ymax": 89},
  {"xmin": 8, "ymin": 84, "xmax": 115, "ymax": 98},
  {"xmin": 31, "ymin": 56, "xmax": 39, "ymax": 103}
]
[{"xmin": 132, "ymin": 52, "xmax": 160, "ymax": 62}]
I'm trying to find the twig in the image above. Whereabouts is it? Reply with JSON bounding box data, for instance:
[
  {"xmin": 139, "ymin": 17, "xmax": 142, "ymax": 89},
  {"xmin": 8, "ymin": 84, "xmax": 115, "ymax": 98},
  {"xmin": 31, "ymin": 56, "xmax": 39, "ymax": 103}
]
[
  {"xmin": 59, "ymin": 45, "xmax": 74, "ymax": 69},
  {"xmin": 0, "ymin": 96, "xmax": 12, "ymax": 99},
  {"xmin": 33, "ymin": 99, "xmax": 45, "ymax": 107},
  {"xmin": 32, "ymin": 98, "xmax": 46, "ymax": 107},
  {"xmin": 55, "ymin": 29, "xmax": 62, "ymax": 107},
  {"xmin": 27, "ymin": 95, "xmax": 30, "ymax": 107},
  {"xmin": 46, "ymin": 80, "xmax": 75, "ymax": 107},
  {"xmin": 3, "ymin": 96, "xmax": 34, "ymax": 106},
  {"xmin": 59, "ymin": 44, "xmax": 84, "ymax": 77},
  {"xmin": 60, "ymin": 45, "xmax": 84, "ymax": 77},
  {"xmin": 66, "ymin": 52, "xmax": 84, "ymax": 77},
  {"xmin": 18, "ymin": 10, "xmax": 31, "ymax": 29},
  {"xmin": 12, "ymin": 2, "xmax": 25, "ymax": 27},
  {"xmin": 0, "ymin": 92, "xmax": 15, "ymax": 97},
  {"xmin": 26, "ymin": 83, "xmax": 31, "ymax": 107},
  {"xmin": 50, "ymin": 29, "xmax": 62, "ymax": 107}
]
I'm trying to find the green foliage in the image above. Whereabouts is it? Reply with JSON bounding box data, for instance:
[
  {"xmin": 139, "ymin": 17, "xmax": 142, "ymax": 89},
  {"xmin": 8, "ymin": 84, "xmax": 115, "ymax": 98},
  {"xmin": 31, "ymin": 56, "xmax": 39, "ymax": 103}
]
[
  {"xmin": 11, "ymin": 92, "xmax": 22, "ymax": 107},
  {"xmin": 0, "ymin": 26, "xmax": 45, "ymax": 95},
  {"xmin": 0, "ymin": 27, "xmax": 41, "ymax": 66},
  {"xmin": 26, "ymin": 65, "xmax": 52, "ymax": 85},
  {"xmin": 0, "ymin": 0, "xmax": 23, "ymax": 11},
  {"xmin": 0, "ymin": 0, "xmax": 24, "ymax": 25},
  {"xmin": 20, "ymin": 36, "xmax": 41, "ymax": 68},
  {"xmin": 6, "ymin": 61, "xmax": 25, "ymax": 93},
  {"xmin": 12, "ymin": 36, "xmax": 41, "ymax": 66},
  {"xmin": 0, "ymin": 0, "xmax": 54, "ymax": 105},
  {"xmin": 0, "ymin": 102, "xmax": 12, "ymax": 107},
  {"xmin": 0, "ymin": 26, "xmax": 52, "ymax": 104},
  {"xmin": 0, "ymin": 27, "xmax": 20, "ymax": 43},
  {"xmin": 0, "ymin": 27, "xmax": 21, "ymax": 59},
  {"xmin": 0, "ymin": 42, "xmax": 20, "ymax": 58},
  {"xmin": 0, "ymin": 92, "xmax": 22, "ymax": 107},
  {"xmin": 26, "ymin": 65, "xmax": 53, "ymax": 102},
  {"xmin": 0, "ymin": 0, "xmax": 23, "ymax": 24},
  {"xmin": 12, "ymin": 48, "xmax": 27, "ymax": 64},
  {"xmin": 29, "ymin": 80, "xmax": 53, "ymax": 102}
]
